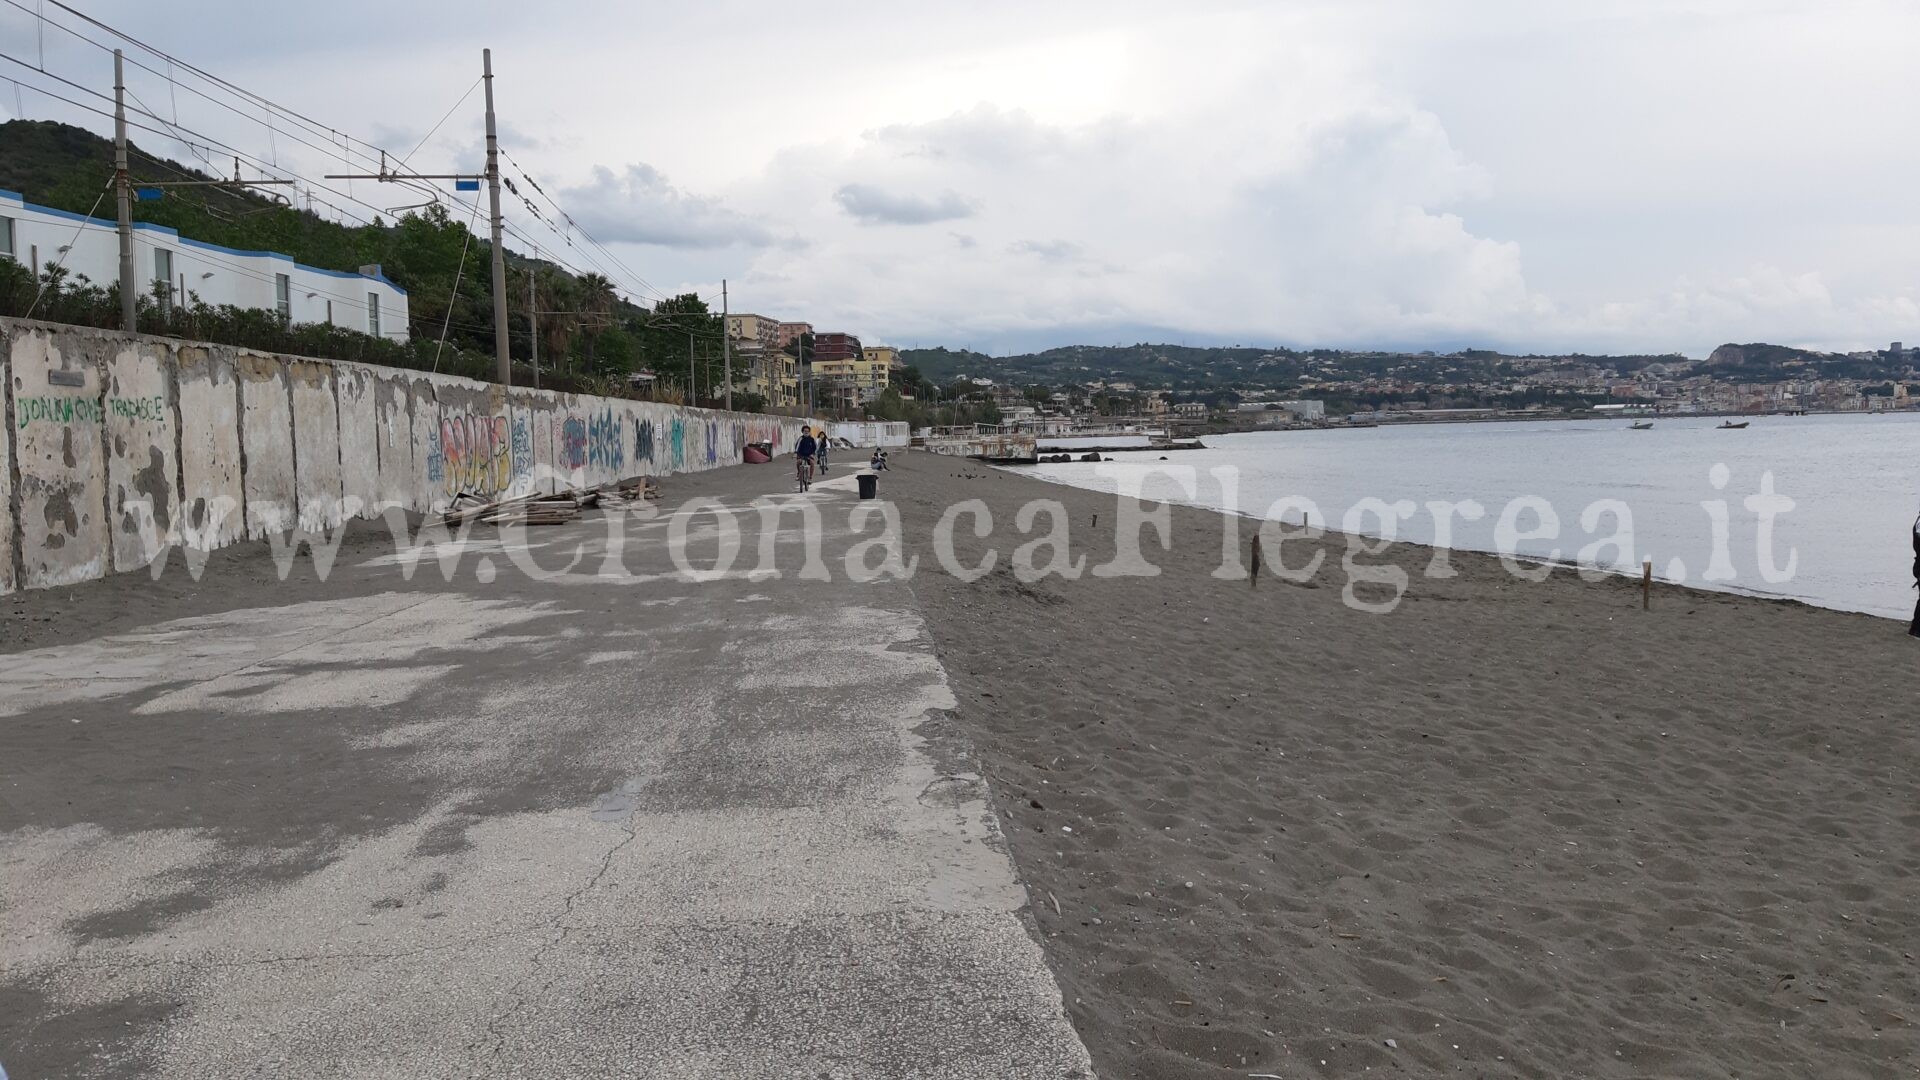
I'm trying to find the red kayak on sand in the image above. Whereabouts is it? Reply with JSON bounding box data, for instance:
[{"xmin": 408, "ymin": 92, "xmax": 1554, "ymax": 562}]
[{"xmin": 743, "ymin": 444, "xmax": 772, "ymax": 464}]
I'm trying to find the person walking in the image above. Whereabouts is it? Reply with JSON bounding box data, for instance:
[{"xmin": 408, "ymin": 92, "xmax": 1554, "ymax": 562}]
[{"xmin": 1909, "ymin": 509, "xmax": 1919, "ymax": 638}]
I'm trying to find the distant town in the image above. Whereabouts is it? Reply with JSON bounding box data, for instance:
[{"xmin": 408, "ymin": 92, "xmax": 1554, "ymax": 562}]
[{"xmin": 889, "ymin": 340, "xmax": 1920, "ymax": 431}]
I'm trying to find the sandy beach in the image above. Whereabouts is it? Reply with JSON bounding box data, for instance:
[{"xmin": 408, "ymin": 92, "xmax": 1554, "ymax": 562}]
[
  {"xmin": 884, "ymin": 452, "xmax": 1918, "ymax": 1079},
  {"xmin": 2, "ymin": 450, "xmax": 1914, "ymax": 1079}
]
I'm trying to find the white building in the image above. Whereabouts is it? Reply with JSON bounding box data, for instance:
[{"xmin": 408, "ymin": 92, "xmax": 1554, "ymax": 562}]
[{"xmin": 1, "ymin": 188, "xmax": 408, "ymax": 341}]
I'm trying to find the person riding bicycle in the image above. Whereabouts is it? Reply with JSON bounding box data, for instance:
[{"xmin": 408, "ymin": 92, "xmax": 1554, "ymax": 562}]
[
  {"xmin": 815, "ymin": 429, "xmax": 831, "ymax": 474},
  {"xmin": 795, "ymin": 428, "xmax": 818, "ymax": 485}
]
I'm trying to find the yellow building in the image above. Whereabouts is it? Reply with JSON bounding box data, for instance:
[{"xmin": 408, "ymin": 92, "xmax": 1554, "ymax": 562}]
[
  {"xmin": 814, "ymin": 351, "xmax": 894, "ymax": 406},
  {"xmin": 726, "ymin": 313, "xmax": 782, "ymax": 353},
  {"xmin": 739, "ymin": 347, "xmax": 801, "ymax": 409}
]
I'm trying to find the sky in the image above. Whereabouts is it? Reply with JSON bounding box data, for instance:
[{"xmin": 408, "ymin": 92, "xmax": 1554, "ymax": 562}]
[{"xmin": 4, "ymin": 0, "xmax": 1917, "ymax": 357}]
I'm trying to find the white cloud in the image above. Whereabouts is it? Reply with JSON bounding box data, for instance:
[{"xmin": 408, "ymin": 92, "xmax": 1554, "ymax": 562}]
[
  {"xmin": 19, "ymin": 0, "xmax": 1920, "ymax": 353},
  {"xmin": 833, "ymin": 184, "xmax": 975, "ymax": 225},
  {"xmin": 559, "ymin": 164, "xmax": 786, "ymax": 251}
]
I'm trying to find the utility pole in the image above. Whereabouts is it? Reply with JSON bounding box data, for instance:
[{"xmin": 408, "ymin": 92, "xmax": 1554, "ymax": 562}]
[
  {"xmin": 688, "ymin": 330, "xmax": 696, "ymax": 405},
  {"xmin": 113, "ymin": 49, "xmax": 135, "ymax": 333},
  {"xmin": 325, "ymin": 52, "xmax": 510, "ymax": 385},
  {"xmin": 527, "ymin": 260, "xmax": 539, "ymax": 389},
  {"xmin": 721, "ymin": 279, "xmax": 732, "ymax": 412},
  {"xmin": 482, "ymin": 49, "xmax": 510, "ymax": 386}
]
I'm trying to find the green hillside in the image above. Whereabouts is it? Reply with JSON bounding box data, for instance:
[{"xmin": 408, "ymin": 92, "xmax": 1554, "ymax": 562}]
[{"xmin": 0, "ymin": 120, "xmax": 731, "ymax": 399}]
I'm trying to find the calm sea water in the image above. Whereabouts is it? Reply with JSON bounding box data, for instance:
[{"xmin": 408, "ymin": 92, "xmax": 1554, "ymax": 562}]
[{"xmin": 1022, "ymin": 413, "xmax": 1920, "ymax": 620}]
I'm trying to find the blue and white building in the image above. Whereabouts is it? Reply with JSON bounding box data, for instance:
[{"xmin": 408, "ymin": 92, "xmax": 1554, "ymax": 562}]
[{"xmin": 0, "ymin": 188, "xmax": 408, "ymax": 340}]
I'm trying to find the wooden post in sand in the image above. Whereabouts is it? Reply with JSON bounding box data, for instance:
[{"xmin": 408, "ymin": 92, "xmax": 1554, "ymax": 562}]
[{"xmin": 1642, "ymin": 559, "xmax": 1652, "ymax": 610}]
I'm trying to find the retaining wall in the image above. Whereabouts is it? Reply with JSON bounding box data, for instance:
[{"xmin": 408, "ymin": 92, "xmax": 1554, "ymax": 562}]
[{"xmin": 1, "ymin": 318, "xmax": 810, "ymax": 594}]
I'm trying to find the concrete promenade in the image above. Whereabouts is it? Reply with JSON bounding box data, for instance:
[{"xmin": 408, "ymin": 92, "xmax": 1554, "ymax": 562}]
[{"xmin": 0, "ymin": 463, "xmax": 1093, "ymax": 1078}]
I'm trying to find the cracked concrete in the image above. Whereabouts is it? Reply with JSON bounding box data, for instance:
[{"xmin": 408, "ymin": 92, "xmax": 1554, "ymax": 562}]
[{"xmin": 0, "ymin": 464, "xmax": 1092, "ymax": 1079}]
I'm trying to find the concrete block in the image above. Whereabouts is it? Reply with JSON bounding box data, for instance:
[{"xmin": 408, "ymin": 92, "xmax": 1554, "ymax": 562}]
[
  {"xmin": 287, "ymin": 360, "xmax": 343, "ymax": 532},
  {"xmin": 371, "ymin": 371, "xmax": 414, "ymax": 513},
  {"xmin": 409, "ymin": 377, "xmax": 442, "ymax": 512},
  {"xmin": 10, "ymin": 325, "xmax": 109, "ymax": 588},
  {"xmin": 176, "ymin": 345, "xmax": 244, "ymax": 552},
  {"xmin": 104, "ymin": 335, "xmax": 180, "ymax": 573},
  {"xmin": 238, "ymin": 352, "xmax": 295, "ymax": 537},
  {"xmin": 336, "ymin": 363, "xmax": 380, "ymax": 519}
]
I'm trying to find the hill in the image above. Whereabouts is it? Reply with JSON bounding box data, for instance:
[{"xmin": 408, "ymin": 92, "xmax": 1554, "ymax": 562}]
[{"xmin": 0, "ymin": 120, "xmax": 718, "ymax": 396}]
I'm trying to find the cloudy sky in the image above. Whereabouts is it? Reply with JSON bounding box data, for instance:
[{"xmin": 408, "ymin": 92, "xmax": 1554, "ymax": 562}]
[{"xmin": 5, "ymin": 0, "xmax": 1917, "ymax": 356}]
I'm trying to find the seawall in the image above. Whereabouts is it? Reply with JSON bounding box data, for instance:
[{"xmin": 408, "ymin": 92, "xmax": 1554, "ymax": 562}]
[{"xmin": 0, "ymin": 317, "xmax": 810, "ymax": 594}]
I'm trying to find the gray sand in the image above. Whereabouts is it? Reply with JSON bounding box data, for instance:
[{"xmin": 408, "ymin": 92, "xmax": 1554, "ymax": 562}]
[{"xmin": 884, "ymin": 452, "xmax": 1918, "ymax": 1080}]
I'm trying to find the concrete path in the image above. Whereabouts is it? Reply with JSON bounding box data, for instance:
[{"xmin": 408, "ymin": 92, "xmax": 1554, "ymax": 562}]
[{"xmin": 0, "ymin": 465, "xmax": 1093, "ymax": 1078}]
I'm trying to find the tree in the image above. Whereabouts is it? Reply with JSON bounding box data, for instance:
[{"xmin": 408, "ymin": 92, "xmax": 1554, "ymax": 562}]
[{"xmin": 576, "ymin": 273, "xmax": 618, "ymax": 369}]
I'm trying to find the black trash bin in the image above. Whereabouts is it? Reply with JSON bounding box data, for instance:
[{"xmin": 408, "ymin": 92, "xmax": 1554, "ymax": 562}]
[{"xmin": 857, "ymin": 472, "xmax": 878, "ymax": 500}]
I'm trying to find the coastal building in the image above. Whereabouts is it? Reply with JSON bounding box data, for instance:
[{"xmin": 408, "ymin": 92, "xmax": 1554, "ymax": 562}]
[
  {"xmin": 811, "ymin": 331, "xmax": 863, "ymax": 362},
  {"xmin": 726, "ymin": 313, "xmax": 782, "ymax": 353},
  {"xmin": 811, "ymin": 350, "xmax": 891, "ymax": 406},
  {"xmin": 862, "ymin": 345, "xmax": 902, "ymax": 372},
  {"xmin": 738, "ymin": 347, "xmax": 800, "ymax": 409},
  {"xmin": 0, "ymin": 188, "xmax": 409, "ymax": 340},
  {"xmin": 777, "ymin": 321, "xmax": 813, "ymax": 348}
]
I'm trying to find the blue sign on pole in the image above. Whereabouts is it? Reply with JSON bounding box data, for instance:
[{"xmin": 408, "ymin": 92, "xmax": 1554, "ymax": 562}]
[
  {"xmin": 454, "ymin": 179, "xmax": 480, "ymax": 192},
  {"xmin": 136, "ymin": 187, "xmax": 163, "ymax": 201}
]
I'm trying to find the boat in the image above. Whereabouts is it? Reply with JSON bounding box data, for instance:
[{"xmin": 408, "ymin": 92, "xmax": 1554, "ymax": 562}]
[
  {"xmin": 1630, "ymin": 421, "xmax": 1653, "ymax": 430},
  {"xmin": 1718, "ymin": 420, "xmax": 1749, "ymax": 429}
]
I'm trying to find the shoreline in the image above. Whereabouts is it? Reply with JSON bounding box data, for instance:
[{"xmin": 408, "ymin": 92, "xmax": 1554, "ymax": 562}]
[
  {"xmin": 884, "ymin": 451, "xmax": 1919, "ymax": 1080},
  {"xmin": 1002, "ymin": 453, "xmax": 1911, "ymax": 623}
]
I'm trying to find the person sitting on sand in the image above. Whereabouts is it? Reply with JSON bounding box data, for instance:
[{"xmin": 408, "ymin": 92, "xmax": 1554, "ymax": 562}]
[{"xmin": 870, "ymin": 449, "xmax": 889, "ymax": 471}]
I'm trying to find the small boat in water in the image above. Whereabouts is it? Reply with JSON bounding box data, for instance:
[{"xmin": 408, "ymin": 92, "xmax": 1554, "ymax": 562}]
[
  {"xmin": 1630, "ymin": 421, "xmax": 1653, "ymax": 430},
  {"xmin": 1718, "ymin": 420, "xmax": 1750, "ymax": 429}
]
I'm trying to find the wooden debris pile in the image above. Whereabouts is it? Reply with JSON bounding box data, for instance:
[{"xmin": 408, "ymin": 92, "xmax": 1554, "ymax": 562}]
[{"xmin": 432, "ymin": 476, "xmax": 662, "ymax": 528}]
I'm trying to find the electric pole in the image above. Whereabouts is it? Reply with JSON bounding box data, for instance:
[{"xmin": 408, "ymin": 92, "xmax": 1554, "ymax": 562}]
[
  {"xmin": 483, "ymin": 49, "xmax": 510, "ymax": 386},
  {"xmin": 721, "ymin": 279, "xmax": 731, "ymax": 412},
  {"xmin": 325, "ymin": 51, "xmax": 511, "ymax": 384},
  {"xmin": 113, "ymin": 49, "xmax": 135, "ymax": 333},
  {"xmin": 688, "ymin": 330, "xmax": 696, "ymax": 404}
]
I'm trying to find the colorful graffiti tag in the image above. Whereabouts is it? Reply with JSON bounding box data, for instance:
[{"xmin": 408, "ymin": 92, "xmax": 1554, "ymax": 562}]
[
  {"xmin": 559, "ymin": 416, "xmax": 588, "ymax": 471},
  {"xmin": 587, "ymin": 408, "xmax": 625, "ymax": 471},
  {"xmin": 432, "ymin": 414, "xmax": 511, "ymax": 498}
]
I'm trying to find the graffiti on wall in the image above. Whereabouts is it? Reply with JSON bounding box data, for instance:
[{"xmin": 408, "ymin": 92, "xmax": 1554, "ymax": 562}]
[
  {"xmin": 587, "ymin": 408, "xmax": 625, "ymax": 471},
  {"xmin": 559, "ymin": 416, "xmax": 588, "ymax": 471},
  {"xmin": 428, "ymin": 414, "xmax": 510, "ymax": 498},
  {"xmin": 634, "ymin": 418, "xmax": 656, "ymax": 464},
  {"xmin": 511, "ymin": 413, "xmax": 534, "ymax": 486},
  {"xmin": 16, "ymin": 395, "xmax": 168, "ymax": 429},
  {"xmin": 414, "ymin": 402, "xmax": 793, "ymax": 502}
]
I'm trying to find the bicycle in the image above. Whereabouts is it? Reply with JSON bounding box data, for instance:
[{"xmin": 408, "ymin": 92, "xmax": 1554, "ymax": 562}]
[{"xmin": 796, "ymin": 454, "xmax": 814, "ymax": 492}]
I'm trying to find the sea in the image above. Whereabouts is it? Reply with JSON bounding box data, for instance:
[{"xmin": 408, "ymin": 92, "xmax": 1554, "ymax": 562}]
[{"xmin": 1021, "ymin": 412, "xmax": 1920, "ymax": 620}]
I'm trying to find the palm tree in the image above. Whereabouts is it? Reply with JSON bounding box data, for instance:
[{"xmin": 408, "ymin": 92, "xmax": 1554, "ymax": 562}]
[
  {"xmin": 577, "ymin": 273, "xmax": 617, "ymax": 370},
  {"xmin": 534, "ymin": 269, "xmax": 579, "ymax": 372}
]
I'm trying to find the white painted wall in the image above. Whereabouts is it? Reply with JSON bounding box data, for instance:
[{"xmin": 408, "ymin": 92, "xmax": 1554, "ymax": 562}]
[{"xmin": 0, "ymin": 189, "xmax": 409, "ymax": 340}]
